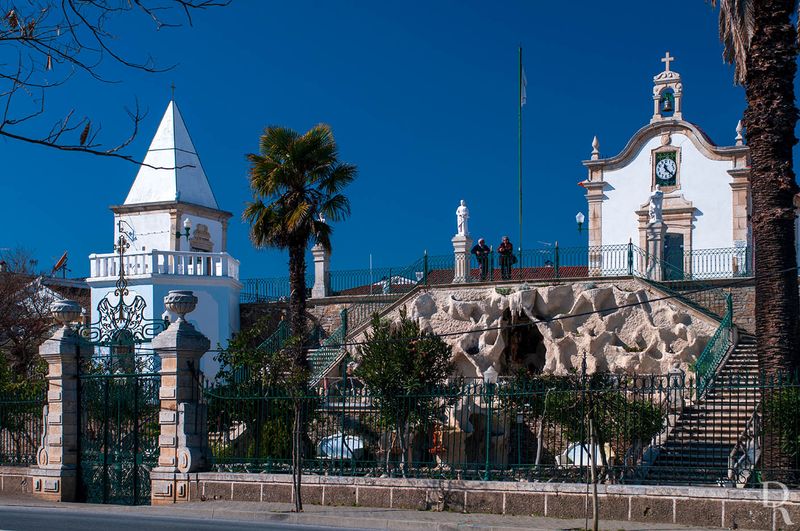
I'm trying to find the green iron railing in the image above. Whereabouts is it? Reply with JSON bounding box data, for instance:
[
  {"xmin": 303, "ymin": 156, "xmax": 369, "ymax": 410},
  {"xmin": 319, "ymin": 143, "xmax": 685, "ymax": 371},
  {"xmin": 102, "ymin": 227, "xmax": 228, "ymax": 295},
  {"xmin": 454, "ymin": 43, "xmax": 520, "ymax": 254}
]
[
  {"xmin": 0, "ymin": 384, "xmax": 46, "ymax": 466},
  {"xmin": 308, "ymin": 309, "xmax": 348, "ymax": 385},
  {"xmin": 631, "ymin": 246, "xmax": 732, "ymax": 320},
  {"xmin": 241, "ymin": 245, "xmax": 752, "ymax": 303},
  {"xmin": 203, "ymin": 371, "xmax": 800, "ymax": 487},
  {"xmin": 693, "ymin": 295, "xmax": 735, "ymax": 399}
]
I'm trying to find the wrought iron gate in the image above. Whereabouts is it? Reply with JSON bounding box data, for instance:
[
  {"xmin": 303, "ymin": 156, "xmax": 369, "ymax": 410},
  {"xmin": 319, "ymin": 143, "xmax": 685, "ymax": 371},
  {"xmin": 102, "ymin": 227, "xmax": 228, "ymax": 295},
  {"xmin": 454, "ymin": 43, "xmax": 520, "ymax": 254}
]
[
  {"xmin": 77, "ymin": 351, "xmax": 160, "ymax": 505},
  {"xmin": 77, "ymin": 224, "xmax": 165, "ymax": 505}
]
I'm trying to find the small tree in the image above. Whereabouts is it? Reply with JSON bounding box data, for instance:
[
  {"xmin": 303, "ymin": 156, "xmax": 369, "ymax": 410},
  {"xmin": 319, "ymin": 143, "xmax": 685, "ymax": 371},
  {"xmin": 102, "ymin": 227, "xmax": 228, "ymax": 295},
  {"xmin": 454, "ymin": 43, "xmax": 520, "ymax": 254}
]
[
  {"xmin": 213, "ymin": 324, "xmax": 312, "ymax": 511},
  {"xmin": 356, "ymin": 309, "xmax": 454, "ymax": 476}
]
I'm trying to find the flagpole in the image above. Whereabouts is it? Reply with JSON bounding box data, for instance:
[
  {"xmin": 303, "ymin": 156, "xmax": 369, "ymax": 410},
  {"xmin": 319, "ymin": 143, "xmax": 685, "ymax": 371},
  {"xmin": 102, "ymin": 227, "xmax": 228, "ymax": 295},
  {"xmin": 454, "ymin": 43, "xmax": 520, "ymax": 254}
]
[{"xmin": 518, "ymin": 46, "xmax": 523, "ymax": 256}]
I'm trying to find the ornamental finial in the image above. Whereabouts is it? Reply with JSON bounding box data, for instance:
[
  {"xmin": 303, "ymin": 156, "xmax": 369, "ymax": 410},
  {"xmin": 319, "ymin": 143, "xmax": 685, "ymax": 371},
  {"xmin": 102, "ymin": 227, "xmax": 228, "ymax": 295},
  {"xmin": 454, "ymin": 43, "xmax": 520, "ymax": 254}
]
[
  {"xmin": 735, "ymin": 120, "xmax": 744, "ymax": 146},
  {"xmin": 591, "ymin": 136, "xmax": 600, "ymax": 160}
]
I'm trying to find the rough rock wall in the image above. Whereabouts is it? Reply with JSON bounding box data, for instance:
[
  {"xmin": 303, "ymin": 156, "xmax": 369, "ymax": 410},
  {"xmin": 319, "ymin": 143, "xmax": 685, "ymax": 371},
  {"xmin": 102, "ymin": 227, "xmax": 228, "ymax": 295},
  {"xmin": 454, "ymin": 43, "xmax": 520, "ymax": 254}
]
[{"xmin": 351, "ymin": 280, "xmax": 716, "ymax": 379}]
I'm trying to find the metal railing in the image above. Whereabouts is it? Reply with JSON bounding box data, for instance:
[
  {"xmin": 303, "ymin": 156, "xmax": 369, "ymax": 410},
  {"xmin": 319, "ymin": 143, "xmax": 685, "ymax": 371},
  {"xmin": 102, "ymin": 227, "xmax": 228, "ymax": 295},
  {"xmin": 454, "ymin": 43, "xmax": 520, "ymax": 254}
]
[
  {"xmin": 202, "ymin": 372, "xmax": 800, "ymax": 487},
  {"xmin": 308, "ymin": 310, "xmax": 348, "ymax": 385},
  {"xmin": 241, "ymin": 245, "xmax": 752, "ymax": 304},
  {"xmin": 0, "ymin": 385, "xmax": 46, "ymax": 466},
  {"xmin": 693, "ymin": 296, "xmax": 735, "ymax": 398}
]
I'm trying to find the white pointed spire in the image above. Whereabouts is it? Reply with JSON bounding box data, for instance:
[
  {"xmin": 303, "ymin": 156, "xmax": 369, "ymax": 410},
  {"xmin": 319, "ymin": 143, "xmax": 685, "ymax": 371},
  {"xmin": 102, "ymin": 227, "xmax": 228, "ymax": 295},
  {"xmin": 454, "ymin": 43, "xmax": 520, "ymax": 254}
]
[{"xmin": 124, "ymin": 101, "xmax": 219, "ymax": 209}]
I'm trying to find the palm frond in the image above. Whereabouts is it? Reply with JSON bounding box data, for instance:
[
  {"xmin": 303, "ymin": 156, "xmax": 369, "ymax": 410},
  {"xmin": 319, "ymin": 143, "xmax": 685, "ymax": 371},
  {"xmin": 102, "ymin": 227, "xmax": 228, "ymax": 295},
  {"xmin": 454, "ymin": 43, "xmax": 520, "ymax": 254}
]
[
  {"xmin": 245, "ymin": 123, "xmax": 356, "ymax": 257},
  {"xmin": 319, "ymin": 193, "xmax": 351, "ymax": 223},
  {"xmin": 710, "ymin": 0, "xmax": 755, "ymax": 84}
]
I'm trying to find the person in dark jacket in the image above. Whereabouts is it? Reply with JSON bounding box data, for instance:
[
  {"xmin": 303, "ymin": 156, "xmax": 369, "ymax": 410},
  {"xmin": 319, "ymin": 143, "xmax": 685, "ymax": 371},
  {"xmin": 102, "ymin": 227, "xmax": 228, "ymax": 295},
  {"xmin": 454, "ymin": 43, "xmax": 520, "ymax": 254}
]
[
  {"xmin": 471, "ymin": 238, "xmax": 491, "ymax": 280},
  {"xmin": 498, "ymin": 236, "xmax": 515, "ymax": 280}
]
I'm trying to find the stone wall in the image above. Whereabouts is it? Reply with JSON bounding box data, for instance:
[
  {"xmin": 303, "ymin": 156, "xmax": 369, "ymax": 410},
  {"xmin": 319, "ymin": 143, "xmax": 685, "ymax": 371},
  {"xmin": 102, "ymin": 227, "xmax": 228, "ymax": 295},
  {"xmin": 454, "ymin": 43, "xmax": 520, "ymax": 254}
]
[
  {"xmin": 179, "ymin": 472, "xmax": 798, "ymax": 529},
  {"xmin": 707, "ymin": 277, "xmax": 800, "ymax": 335},
  {"xmin": 0, "ymin": 466, "xmax": 34, "ymax": 498},
  {"xmin": 240, "ymin": 297, "xmax": 368, "ymax": 337}
]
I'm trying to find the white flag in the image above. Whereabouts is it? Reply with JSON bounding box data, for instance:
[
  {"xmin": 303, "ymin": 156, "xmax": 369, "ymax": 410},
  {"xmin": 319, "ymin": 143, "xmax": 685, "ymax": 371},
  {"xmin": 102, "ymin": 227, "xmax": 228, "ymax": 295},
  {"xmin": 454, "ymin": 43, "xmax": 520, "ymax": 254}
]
[{"xmin": 521, "ymin": 68, "xmax": 527, "ymax": 107}]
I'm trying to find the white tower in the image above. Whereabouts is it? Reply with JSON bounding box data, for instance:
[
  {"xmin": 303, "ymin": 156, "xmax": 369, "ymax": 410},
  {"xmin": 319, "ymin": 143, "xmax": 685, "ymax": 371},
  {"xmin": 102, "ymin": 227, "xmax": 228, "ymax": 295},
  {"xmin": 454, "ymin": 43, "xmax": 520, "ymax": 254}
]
[{"xmin": 87, "ymin": 100, "xmax": 241, "ymax": 375}]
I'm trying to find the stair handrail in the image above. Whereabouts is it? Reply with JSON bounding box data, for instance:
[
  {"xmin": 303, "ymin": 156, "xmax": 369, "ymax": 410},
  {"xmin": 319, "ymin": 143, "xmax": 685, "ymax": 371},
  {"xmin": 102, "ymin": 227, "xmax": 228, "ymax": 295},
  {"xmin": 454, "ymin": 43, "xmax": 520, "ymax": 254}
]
[
  {"xmin": 630, "ymin": 245, "xmax": 732, "ymax": 320},
  {"xmin": 694, "ymin": 295, "xmax": 735, "ymax": 399},
  {"xmin": 728, "ymin": 402, "xmax": 762, "ymax": 488},
  {"xmin": 308, "ymin": 309, "xmax": 348, "ymax": 385}
]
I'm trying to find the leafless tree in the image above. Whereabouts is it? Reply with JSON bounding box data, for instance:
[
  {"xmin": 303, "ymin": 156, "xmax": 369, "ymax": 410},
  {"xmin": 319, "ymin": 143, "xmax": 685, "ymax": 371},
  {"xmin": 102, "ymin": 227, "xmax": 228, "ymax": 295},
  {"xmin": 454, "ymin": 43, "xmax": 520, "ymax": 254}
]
[
  {"xmin": 0, "ymin": 246, "xmax": 87, "ymax": 378},
  {"xmin": 0, "ymin": 0, "xmax": 227, "ymax": 166}
]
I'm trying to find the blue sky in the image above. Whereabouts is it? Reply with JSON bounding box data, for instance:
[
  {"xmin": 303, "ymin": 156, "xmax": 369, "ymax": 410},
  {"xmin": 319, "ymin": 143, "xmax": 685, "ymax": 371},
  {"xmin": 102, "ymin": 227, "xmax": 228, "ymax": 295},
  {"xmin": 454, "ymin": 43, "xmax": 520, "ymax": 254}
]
[{"xmin": 0, "ymin": 1, "xmax": 771, "ymax": 279}]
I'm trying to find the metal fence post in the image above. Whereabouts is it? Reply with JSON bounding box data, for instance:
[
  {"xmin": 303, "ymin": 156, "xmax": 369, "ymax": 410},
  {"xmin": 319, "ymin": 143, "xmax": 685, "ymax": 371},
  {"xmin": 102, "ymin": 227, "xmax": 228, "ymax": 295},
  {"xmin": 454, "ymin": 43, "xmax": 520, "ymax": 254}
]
[
  {"xmin": 489, "ymin": 248, "xmax": 495, "ymax": 281},
  {"xmin": 423, "ymin": 250, "xmax": 429, "ymax": 285},
  {"xmin": 340, "ymin": 308, "xmax": 348, "ymax": 337},
  {"xmin": 554, "ymin": 241, "xmax": 560, "ymax": 279},
  {"xmin": 627, "ymin": 239, "xmax": 634, "ymax": 276}
]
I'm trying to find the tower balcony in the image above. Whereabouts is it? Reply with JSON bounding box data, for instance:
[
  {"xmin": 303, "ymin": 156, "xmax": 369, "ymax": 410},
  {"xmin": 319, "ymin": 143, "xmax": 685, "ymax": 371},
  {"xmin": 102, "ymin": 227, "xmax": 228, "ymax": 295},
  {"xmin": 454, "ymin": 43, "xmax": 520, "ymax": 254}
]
[{"xmin": 89, "ymin": 250, "xmax": 240, "ymax": 281}]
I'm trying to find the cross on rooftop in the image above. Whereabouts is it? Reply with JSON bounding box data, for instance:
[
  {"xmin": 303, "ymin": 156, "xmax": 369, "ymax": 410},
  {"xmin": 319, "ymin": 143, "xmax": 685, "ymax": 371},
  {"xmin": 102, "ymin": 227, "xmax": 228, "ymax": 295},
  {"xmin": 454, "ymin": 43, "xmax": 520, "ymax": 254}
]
[
  {"xmin": 170, "ymin": 82, "xmax": 176, "ymax": 99},
  {"xmin": 661, "ymin": 52, "xmax": 674, "ymax": 72}
]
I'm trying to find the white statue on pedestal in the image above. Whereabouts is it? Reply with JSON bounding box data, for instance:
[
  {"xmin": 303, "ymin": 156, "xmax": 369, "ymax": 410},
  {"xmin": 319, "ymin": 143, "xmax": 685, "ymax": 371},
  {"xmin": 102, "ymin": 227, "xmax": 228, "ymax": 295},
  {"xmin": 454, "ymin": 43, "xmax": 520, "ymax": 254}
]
[
  {"xmin": 648, "ymin": 186, "xmax": 664, "ymax": 224},
  {"xmin": 456, "ymin": 199, "xmax": 470, "ymax": 236}
]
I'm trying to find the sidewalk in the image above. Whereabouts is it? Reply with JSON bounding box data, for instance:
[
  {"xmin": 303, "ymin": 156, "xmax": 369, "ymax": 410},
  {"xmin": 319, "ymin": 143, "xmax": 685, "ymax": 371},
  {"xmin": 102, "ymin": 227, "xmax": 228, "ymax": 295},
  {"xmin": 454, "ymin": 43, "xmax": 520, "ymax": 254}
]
[{"xmin": 0, "ymin": 496, "xmax": 728, "ymax": 530}]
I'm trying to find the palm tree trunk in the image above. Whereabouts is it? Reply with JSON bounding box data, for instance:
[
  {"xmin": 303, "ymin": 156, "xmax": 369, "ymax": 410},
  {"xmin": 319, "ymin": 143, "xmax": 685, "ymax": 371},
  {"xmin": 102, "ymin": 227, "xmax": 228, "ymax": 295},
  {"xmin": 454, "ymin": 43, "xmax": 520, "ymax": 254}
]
[
  {"xmin": 744, "ymin": 0, "xmax": 800, "ymax": 482},
  {"xmin": 288, "ymin": 242, "xmax": 308, "ymax": 367},
  {"xmin": 287, "ymin": 242, "xmax": 308, "ymax": 511},
  {"xmin": 744, "ymin": 0, "xmax": 800, "ymax": 376}
]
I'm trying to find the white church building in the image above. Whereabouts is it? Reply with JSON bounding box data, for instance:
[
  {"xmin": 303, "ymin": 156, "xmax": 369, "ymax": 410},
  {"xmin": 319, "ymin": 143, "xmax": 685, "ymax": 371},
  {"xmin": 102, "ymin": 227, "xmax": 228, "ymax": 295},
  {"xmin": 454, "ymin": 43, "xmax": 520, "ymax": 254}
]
[
  {"xmin": 581, "ymin": 53, "xmax": 758, "ymax": 279},
  {"xmin": 86, "ymin": 100, "xmax": 241, "ymax": 374}
]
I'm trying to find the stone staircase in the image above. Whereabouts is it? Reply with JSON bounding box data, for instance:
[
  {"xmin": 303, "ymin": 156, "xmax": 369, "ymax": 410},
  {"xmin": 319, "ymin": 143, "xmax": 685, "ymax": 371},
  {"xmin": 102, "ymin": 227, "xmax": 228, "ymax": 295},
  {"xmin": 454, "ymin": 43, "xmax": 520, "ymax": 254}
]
[{"xmin": 646, "ymin": 334, "xmax": 760, "ymax": 485}]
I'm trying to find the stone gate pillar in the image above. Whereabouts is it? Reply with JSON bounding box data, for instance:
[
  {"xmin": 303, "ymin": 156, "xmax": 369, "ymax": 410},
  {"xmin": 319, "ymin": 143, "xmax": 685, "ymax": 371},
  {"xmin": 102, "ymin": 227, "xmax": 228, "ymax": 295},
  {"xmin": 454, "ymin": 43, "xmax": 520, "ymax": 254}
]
[
  {"xmin": 452, "ymin": 234, "xmax": 473, "ymax": 283},
  {"xmin": 311, "ymin": 243, "xmax": 330, "ymax": 298},
  {"xmin": 150, "ymin": 290, "xmax": 210, "ymax": 505},
  {"xmin": 32, "ymin": 300, "xmax": 85, "ymax": 502}
]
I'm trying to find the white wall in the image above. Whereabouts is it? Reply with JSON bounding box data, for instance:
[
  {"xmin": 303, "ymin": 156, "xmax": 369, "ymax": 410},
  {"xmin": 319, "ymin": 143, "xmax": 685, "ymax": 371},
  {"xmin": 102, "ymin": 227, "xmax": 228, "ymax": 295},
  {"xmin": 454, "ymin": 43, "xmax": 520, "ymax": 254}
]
[
  {"xmin": 601, "ymin": 133, "xmax": 735, "ymax": 249},
  {"xmin": 89, "ymin": 277, "xmax": 241, "ymax": 378},
  {"xmin": 177, "ymin": 213, "xmax": 223, "ymax": 253},
  {"xmin": 114, "ymin": 212, "xmax": 173, "ymax": 252}
]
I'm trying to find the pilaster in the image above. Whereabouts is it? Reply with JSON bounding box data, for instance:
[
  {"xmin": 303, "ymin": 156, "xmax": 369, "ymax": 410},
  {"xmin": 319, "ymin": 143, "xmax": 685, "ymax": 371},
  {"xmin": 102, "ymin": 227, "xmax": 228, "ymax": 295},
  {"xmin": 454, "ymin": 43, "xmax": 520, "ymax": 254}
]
[{"xmin": 151, "ymin": 290, "xmax": 211, "ymax": 504}]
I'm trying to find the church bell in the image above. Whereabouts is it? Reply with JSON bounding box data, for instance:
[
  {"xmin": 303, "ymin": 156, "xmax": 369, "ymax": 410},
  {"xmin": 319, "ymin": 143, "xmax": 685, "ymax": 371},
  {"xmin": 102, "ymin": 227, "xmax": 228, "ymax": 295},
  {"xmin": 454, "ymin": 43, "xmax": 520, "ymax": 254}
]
[{"xmin": 660, "ymin": 92, "xmax": 674, "ymax": 113}]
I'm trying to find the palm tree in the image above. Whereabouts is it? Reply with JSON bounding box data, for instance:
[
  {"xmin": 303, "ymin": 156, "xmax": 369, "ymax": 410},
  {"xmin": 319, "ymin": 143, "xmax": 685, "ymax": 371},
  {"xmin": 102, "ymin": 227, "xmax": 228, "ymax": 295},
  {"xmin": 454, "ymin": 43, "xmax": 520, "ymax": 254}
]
[
  {"xmin": 711, "ymin": 0, "xmax": 800, "ymax": 374},
  {"xmin": 244, "ymin": 124, "xmax": 355, "ymax": 510},
  {"xmin": 245, "ymin": 124, "xmax": 356, "ymax": 363}
]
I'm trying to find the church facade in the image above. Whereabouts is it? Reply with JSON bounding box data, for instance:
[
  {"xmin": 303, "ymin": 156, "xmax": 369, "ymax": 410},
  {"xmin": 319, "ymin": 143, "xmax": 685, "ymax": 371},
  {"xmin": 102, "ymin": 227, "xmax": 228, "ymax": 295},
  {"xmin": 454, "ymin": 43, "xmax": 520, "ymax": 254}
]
[
  {"xmin": 581, "ymin": 53, "xmax": 755, "ymax": 278},
  {"xmin": 86, "ymin": 101, "xmax": 241, "ymax": 374}
]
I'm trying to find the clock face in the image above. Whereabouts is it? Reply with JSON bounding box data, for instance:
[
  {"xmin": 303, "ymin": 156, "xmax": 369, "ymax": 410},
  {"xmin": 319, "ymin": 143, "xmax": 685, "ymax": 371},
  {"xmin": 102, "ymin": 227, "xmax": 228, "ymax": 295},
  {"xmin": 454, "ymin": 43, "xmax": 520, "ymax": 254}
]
[{"xmin": 656, "ymin": 158, "xmax": 677, "ymax": 180}]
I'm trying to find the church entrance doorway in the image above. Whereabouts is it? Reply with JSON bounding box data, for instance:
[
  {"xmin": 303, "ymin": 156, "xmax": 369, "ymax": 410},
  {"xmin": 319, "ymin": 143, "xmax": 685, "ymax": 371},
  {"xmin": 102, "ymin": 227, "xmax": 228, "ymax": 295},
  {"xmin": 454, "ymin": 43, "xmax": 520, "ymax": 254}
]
[{"xmin": 664, "ymin": 233, "xmax": 684, "ymax": 280}]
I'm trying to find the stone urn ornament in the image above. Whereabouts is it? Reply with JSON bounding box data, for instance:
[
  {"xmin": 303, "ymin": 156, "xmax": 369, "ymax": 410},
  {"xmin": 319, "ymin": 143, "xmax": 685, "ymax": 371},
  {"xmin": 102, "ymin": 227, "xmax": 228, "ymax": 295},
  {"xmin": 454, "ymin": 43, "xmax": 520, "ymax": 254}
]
[
  {"xmin": 50, "ymin": 299, "xmax": 82, "ymax": 328},
  {"xmin": 163, "ymin": 290, "xmax": 198, "ymax": 321}
]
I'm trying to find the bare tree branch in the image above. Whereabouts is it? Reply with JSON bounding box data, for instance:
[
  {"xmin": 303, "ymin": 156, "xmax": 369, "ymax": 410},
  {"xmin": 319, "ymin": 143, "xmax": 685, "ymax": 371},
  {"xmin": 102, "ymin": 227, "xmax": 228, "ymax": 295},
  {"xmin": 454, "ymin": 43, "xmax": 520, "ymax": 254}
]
[{"xmin": 0, "ymin": 0, "xmax": 229, "ymax": 166}]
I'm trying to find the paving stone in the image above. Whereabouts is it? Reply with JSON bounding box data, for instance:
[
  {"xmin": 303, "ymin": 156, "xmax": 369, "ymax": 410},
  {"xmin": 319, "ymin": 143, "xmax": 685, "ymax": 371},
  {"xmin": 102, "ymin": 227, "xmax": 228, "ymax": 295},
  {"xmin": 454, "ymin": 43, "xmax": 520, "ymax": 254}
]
[
  {"xmin": 356, "ymin": 486, "xmax": 391, "ymax": 508},
  {"xmin": 675, "ymin": 497, "xmax": 722, "ymax": 528},
  {"xmin": 724, "ymin": 500, "xmax": 774, "ymax": 530},
  {"xmin": 504, "ymin": 492, "xmax": 545, "ymax": 516},
  {"xmin": 324, "ymin": 486, "xmax": 356, "ymax": 506},
  {"xmin": 203, "ymin": 481, "xmax": 232, "ymax": 501},
  {"xmin": 232, "ymin": 483, "xmax": 261, "ymax": 502},
  {"xmin": 465, "ymin": 490, "xmax": 503, "ymax": 514},
  {"xmin": 630, "ymin": 495, "xmax": 673, "ymax": 524}
]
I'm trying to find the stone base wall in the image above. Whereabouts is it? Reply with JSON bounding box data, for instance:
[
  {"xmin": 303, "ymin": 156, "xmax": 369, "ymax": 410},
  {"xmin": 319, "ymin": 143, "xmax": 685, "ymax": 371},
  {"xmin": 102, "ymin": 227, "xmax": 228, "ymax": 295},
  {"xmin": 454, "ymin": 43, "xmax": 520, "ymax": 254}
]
[
  {"xmin": 0, "ymin": 466, "xmax": 35, "ymax": 498},
  {"xmin": 181, "ymin": 473, "xmax": 799, "ymax": 529}
]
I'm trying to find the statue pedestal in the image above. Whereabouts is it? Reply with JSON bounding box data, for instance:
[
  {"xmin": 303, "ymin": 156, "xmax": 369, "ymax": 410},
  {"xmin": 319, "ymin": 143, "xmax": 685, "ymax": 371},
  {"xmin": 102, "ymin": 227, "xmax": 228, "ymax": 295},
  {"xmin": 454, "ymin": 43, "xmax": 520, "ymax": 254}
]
[
  {"xmin": 311, "ymin": 244, "xmax": 330, "ymax": 298},
  {"xmin": 645, "ymin": 221, "xmax": 667, "ymax": 281},
  {"xmin": 452, "ymin": 234, "xmax": 473, "ymax": 283}
]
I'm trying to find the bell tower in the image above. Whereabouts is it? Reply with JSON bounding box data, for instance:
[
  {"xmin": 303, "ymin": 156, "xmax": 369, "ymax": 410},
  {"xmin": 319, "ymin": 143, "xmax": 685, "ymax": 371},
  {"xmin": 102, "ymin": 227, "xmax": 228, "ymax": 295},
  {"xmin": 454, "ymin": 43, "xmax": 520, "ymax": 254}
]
[{"xmin": 651, "ymin": 52, "xmax": 683, "ymax": 123}]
